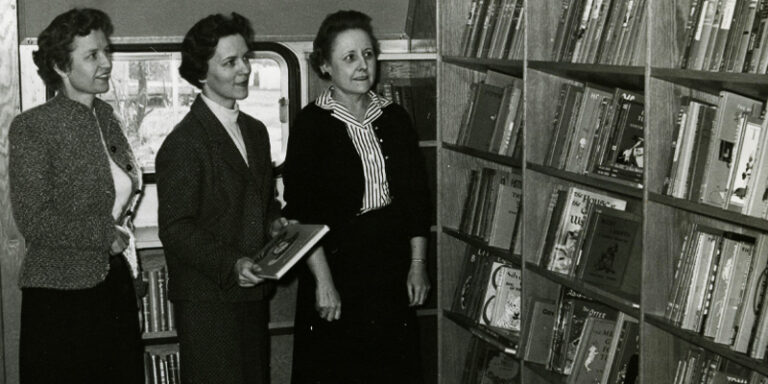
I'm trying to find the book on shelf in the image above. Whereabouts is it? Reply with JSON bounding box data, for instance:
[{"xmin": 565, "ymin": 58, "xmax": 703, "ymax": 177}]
[
  {"xmin": 459, "ymin": 0, "xmax": 524, "ymax": 59},
  {"xmin": 523, "ymin": 298, "xmax": 557, "ymax": 365},
  {"xmin": 574, "ymin": 205, "xmax": 642, "ymax": 298},
  {"xmin": 253, "ymin": 223, "xmax": 329, "ymax": 280},
  {"xmin": 458, "ymin": 167, "xmax": 522, "ymax": 250},
  {"xmin": 679, "ymin": 0, "xmax": 768, "ymax": 73},
  {"xmin": 602, "ymin": 313, "xmax": 640, "ymax": 384},
  {"xmin": 145, "ymin": 350, "xmax": 180, "ymax": 384},
  {"xmin": 663, "ymin": 222, "xmax": 768, "ymax": 358},
  {"xmin": 462, "ymin": 336, "xmax": 521, "ymax": 384},
  {"xmin": 489, "ymin": 266, "xmax": 522, "ymax": 333},
  {"xmin": 547, "ymin": 287, "xmax": 619, "ymax": 375},
  {"xmin": 540, "ymin": 186, "xmax": 628, "ymax": 275},
  {"xmin": 566, "ymin": 316, "xmax": 617, "ymax": 384},
  {"xmin": 451, "ymin": 246, "xmax": 489, "ymax": 319},
  {"xmin": 551, "ymin": 0, "xmax": 647, "ymax": 64},
  {"xmin": 142, "ymin": 265, "xmax": 175, "ymax": 335}
]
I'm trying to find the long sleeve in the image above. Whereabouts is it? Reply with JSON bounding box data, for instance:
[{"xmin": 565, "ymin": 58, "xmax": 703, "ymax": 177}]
[{"xmin": 9, "ymin": 114, "xmax": 114, "ymax": 252}]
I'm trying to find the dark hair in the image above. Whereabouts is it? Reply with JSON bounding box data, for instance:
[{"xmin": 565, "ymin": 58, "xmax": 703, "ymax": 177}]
[
  {"xmin": 179, "ymin": 12, "xmax": 255, "ymax": 89},
  {"xmin": 310, "ymin": 10, "xmax": 380, "ymax": 80},
  {"xmin": 32, "ymin": 8, "xmax": 114, "ymax": 89}
]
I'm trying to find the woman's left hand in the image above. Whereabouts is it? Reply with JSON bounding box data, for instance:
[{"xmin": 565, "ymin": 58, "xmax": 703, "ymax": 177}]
[{"xmin": 407, "ymin": 261, "xmax": 430, "ymax": 306}]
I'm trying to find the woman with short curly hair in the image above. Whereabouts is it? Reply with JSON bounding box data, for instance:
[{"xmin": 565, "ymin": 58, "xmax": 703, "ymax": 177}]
[{"xmin": 10, "ymin": 7, "xmax": 143, "ymax": 384}]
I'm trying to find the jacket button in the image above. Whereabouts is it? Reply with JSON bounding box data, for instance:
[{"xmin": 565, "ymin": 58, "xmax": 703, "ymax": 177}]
[
  {"xmin": 126, "ymin": 164, "xmax": 133, "ymax": 171},
  {"xmin": 110, "ymin": 145, "xmax": 117, "ymax": 153}
]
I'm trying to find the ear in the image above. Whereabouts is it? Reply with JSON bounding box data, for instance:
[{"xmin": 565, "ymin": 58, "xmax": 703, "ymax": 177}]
[
  {"xmin": 320, "ymin": 62, "xmax": 331, "ymax": 77},
  {"xmin": 53, "ymin": 64, "xmax": 68, "ymax": 79}
]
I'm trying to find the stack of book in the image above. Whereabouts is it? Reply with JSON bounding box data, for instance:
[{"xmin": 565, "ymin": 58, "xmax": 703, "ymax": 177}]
[
  {"xmin": 665, "ymin": 91, "xmax": 768, "ymax": 218},
  {"xmin": 525, "ymin": 288, "xmax": 640, "ymax": 384},
  {"xmin": 144, "ymin": 350, "xmax": 180, "ymax": 384},
  {"xmin": 459, "ymin": 168, "xmax": 522, "ymax": 251},
  {"xmin": 544, "ymin": 82, "xmax": 644, "ymax": 188},
  {"xmin": 461, "ymin": 336, "xmax": 521, "ymax": 383},
  {"xmin": 665, "ymin": 224, "xmax": 768, "ymax": 358},
  {"xmin": 458, "ymin": 0, "xmax": 524, "ymax": 60},
  {"xmin": 538, "ymin": 186, "xmax": 641, "ymax": 295},
  {"xmin": 456, "ymin": 71, "xmax": 524, "ymax": 159},
  {"xmin": 451, "ymin": 245, "xmax": 522, "ymax": 336},
  {"xmin": 672, "ymin": 346, "xmax": 767, "ymax": 384},
  {"xmin": 679, "ymin": 0, "xmax": 768, "ymax": 73},
  {"xmin": 141, "ymin": 266, "xmax": 175, "ymax": 335},
  {"xmin": 551, "ymin": 0, "xmax": 648, "ymax": 65}
]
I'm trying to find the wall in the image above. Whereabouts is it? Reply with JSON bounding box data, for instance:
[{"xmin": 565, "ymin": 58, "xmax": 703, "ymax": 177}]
[
  {"xmin": 0, "ymin": 1, "xmax": 22, "ymax": 383},
  {"xmin": 18, "ymin": 0, "xmax": 413, "ymax": 41}
]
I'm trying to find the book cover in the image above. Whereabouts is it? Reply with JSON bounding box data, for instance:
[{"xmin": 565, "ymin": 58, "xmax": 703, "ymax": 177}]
[
  {"xmin": 253, "ymin": 223, "xmax": 329, "ymax": 280},
  {"xmin": 603, "ymin": 316, "xmax": 640, "ymax": 384},
  {"xmin": 523, "ymin": 298, "xmax": 557, "ymax": 365},
  {"xmin": 714, "ymin": 237, "xmax": 755, "ymax": 344},
  {"xmin": 733, "ymin": 235, "xmax": 768, "ymax": 353},
  {"xmin": 451, "ymin": 246, "xmax": 487, "ymax": 317},
  {"xmin": 479, "ymin": 261, "xmax": 509, "ymax": 326},
  {"xmin": 726, "ymin": 116, "xmax": 763, "ymax": 212},
  {"xmin": 487, "ymin": 181, "xmax": 522, "ymax": 249},
  {"xmin": 564, "ymin": 83, "xmax": 614, "ymax": 174},
  {"xmin": 490, "ymin": 267, "xmax": 522, "ymax": 331},
  {"xmin": 576, "ymin": 206, "xmax": 642, "ymax": 290},
  {"xmin": 699, "ymin": 91, "xmax": 763, "ymax": 207},
  {"xmin": 566, "ymin": 316, "xmax": 617, "ymax": 384},
  {"xmin": 465, "ymin": 83, "xmax": 506, "ymax": 151},
  {"xmin": 546, "ymin": 187, "xmax": 628, "ymax": 275}
]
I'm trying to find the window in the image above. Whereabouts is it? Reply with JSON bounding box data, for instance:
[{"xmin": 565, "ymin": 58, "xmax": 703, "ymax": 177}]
[{"xmin": 102, "ymin": 44, "xmax": 297, "ymax": 172}]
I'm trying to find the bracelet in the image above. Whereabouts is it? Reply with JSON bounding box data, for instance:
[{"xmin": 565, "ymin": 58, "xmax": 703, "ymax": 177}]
[{"xmin": 411, "ymin": 259, "xmax": 426, "ymax": 263}]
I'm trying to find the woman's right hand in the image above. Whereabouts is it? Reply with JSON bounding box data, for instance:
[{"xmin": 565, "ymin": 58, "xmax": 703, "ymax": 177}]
[{"xmin": 315, "ymin": 283, "xmax": 341, "ymax": 322}]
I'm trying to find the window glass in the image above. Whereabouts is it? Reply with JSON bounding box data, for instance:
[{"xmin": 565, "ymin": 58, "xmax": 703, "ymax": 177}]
[{"xmin": 101, "ymin": 51, "xmax": 289, "ymax": 172}]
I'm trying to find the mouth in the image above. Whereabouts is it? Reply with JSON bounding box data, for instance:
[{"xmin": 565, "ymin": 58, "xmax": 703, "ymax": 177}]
[
  {"xmin": 235, "ymin": 80, "xmax": 249, "ymax": 87},
  {"xmin": 95, "ymin": 73, "xmax": 110, "ymax": 81}
]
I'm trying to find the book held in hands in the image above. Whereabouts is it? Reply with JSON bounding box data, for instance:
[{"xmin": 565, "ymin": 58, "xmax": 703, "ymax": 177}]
[{"xmin": 253, "ymin": 223, "xmax": 329, "ymax": 280}]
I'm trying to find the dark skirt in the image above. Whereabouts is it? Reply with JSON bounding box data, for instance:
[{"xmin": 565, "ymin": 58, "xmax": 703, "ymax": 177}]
[
  {"xmin": 291, "ymin": 206, "xmax": 423, "ymax": 384},
  {"xmin": 174, "ymin": 299, "xmax": 270, "ymax": 384},
  {"xmin": 19, "ymin": 254, "xmax": 143, "ymax": 384}
]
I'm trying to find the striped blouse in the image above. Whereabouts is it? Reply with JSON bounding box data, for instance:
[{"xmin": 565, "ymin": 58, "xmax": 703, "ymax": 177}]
[{"xmin": 316, "ymin": 87, "xmax": 392, "ymax": 213}]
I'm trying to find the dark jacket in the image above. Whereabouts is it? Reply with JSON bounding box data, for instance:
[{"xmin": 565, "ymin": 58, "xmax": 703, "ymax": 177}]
[
  {"xmin": 9, "ymin": 94, "xmax": 141, "ymax": 289},
  {"xmin": 156, "ymin": 96, "xmax": 280, "ymax": 302},
  {"xmin": 283, "ymin": 100, "xmax": 431, "ymax": 244}
]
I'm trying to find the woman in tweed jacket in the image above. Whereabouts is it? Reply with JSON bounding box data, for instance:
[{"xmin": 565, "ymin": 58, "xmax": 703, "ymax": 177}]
[{"xmin": 8, "ymin": 8, "xmax": 143, "ymax": 384}]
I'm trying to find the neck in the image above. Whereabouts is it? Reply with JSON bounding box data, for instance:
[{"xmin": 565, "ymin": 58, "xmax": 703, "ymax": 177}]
[
  {"xmin": 202, "ymin": 86, "xmax": 236, "ymax": 109},
  {"xmin": 332, "ymin": 88, "xmax": 369, "ymax": 113},
  {"xmin": 61, "ymin": 88, "xmax": 95, "ymax": 108}
]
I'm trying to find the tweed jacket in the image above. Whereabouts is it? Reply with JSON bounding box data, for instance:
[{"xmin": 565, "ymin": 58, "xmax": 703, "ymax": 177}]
[
  {"xmin": 283, "ymin": 98, "xmax": 431, "ymax": 247},
  {"xmin": 9, "ymin": 94, "xmax": 141, "ymax": 289},
  {"xmin": 156, "ymin": 96, "xmax": 280, "ymax": 302}
]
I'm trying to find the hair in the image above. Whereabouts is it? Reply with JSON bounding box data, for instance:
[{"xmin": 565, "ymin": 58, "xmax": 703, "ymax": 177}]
[
  {"xmin": 309, "ymin": 10, "xmax": 380, "ymax": 80},
  {"xmin": 179, "ymin": 12, "xmax": 255, "ymax": 89},
  {"xmin": 32, "ymin": 8, "xmax": 114, "ymax": 89}
]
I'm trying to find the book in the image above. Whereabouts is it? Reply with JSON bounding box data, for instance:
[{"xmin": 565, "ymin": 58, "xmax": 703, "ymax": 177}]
[
  {"xmin": 566, "ymin": 316, "xmax": 617, "ymax": 384},
  {"xmin": 523, "ymin": 298, "xmax": 557, "ymax": 365},
  {"xmin": 575, "ymin": 206, "xmax": 641, "ymax": 291},
  {"xmin": 544, "ymin": 186, "xmax": 628, "ymax": 275},
  {"xmin": 253, "ymin": 223, "xmax": 329, "ymax": 280}
]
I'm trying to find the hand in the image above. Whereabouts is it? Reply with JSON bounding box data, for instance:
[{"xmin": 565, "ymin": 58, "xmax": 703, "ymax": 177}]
[
  {"xmin": 235, "ymin": 257, "xmax": 265, "ymax": 287},
  {"xmin": 110, "ymin": 225, "xmax": 131, "ymax": 255},
  {"xmin": 269, "ymin": 217, "xmax": 297, "ymax": 238},
  {"xmin": 407, "ymin": 261, "xmax": 430, "ymax": 307},
  {"xmin": 315, "ymin": 283, "xmax": 341, "ymax": 322}
]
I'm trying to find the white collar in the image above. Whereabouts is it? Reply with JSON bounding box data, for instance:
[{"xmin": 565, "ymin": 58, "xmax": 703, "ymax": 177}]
[{"xmin": 201, "ymin": 93, "xmax": 240, "ymax": 126}]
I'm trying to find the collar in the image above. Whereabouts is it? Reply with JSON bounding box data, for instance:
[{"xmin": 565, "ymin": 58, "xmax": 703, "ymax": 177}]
[
  {"xmin": 201, "ymin": 93, "xmax": 240, "ymax": 126},
  {"xmin": 315, "ymin": 86, "xmax": 392, "ymax": 112}
]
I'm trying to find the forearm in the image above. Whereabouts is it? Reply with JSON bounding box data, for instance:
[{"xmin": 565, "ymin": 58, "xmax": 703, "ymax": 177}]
[
  {"xmin": 305, "ymin": 246, "xmax": 335, "ymax": 288},
  {"xmin": 410, "ymin": 236, "xmax": 428, "ymax": 261}
]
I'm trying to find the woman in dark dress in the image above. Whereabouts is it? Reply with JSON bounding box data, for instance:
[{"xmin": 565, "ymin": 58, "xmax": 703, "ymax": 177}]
[{"xmin": 284, "ymin": 10, "xmax": 431, "ymax": 384}]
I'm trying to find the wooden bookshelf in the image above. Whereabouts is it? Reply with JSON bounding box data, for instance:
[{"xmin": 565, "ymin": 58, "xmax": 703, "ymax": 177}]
[
  {"xmin": 443, "ymin": 310, "xmax": 519, "ymax": 355},
  {"xmin": 442, "ymin": 226, "xmax": 521, "ymax": 267},
  {"xmin": 526, "ymin": 163, "xmax": 643, "ymax": 199},
  {"xmin": 645, "ymin": 314, "xmax": 768, "ymax": 377},
  {"xmin": 442, "ymin": 55, "xmax": 523, "ymax": 77},
  {"xmin": 528, "ymin": 61, "xmax": 645, "ymax": 90},
  {"xmin": 649, "ymin": 192, "xmax": 768, "ymax": 233},
  {"xmin": 442, "ymin": 142, "xmax": 521, "ymax": 168},
  {"xmin": 525, "ymin": 263, "xmax": 640, "ymax": 319},
  {"xmin": 651, "ymin": 68, "xmax": 768, "ymax": 100}
]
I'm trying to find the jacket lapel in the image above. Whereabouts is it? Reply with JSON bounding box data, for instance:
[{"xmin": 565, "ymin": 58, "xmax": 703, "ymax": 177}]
[{"xmin": 191, "ymin": 96, "xmax": 251, "ymax": 180}]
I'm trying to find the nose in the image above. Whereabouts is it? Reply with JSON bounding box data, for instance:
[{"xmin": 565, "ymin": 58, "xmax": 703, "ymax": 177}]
[{"xmin": 238, "ymin": 57, "xmax": 251, "ymax": 75}]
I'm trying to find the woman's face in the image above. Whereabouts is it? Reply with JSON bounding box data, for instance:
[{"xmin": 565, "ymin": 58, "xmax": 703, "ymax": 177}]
[
  {"xmin": 202, "ymin": 34, "xmax": 252, "ymax": 109},
  {"xmin": 321, "ymin": 28, "xmax": 377, "ymax": 101},
  {"xmin": 56, "ymin": 29, "xmax": 112, "ymax": 105}
]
